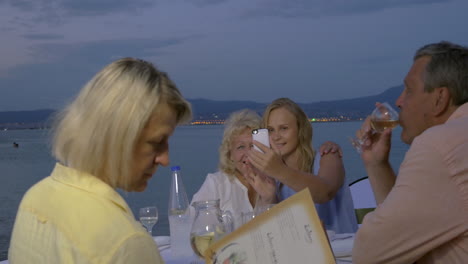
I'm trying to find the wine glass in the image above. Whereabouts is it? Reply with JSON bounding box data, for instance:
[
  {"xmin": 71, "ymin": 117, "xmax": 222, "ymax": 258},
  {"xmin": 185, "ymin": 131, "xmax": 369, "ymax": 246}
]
[
  {"xmin": 241, "ymin": 211, "xmax": 256, "ymax": 225},
  {"xmin": 349, "ymin": 102, "xmax": 399, "ymax": 153},
  {"xmin": 139, "ymin": 206, "xmax": 158, "ymax": 236},
  {"xmin": 253, "ymin": 203, "xmax": 275, "ymax": 215}
]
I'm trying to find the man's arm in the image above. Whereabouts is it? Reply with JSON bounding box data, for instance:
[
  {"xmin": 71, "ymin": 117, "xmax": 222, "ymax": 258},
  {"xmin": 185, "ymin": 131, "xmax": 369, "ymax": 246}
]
[
  {"xmin": 353, "ymin": 139, "xmax": 465, "ymax": 264},
  {"xmin": 365, "ymin": 160, "xmax": 396, "ymax": 205},
  {"xmin": 360, "ymin": 121, "xmax": 396, "ymax": 204}
]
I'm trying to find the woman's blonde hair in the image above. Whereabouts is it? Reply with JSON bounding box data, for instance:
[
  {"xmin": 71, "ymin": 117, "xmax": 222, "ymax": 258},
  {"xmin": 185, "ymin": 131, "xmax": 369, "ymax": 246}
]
[
  {"xmin": 262, "ymin": 98, "xmax": 315, "ymax": 172},
  {"xmin": 51, "ymin": 58, "xmax": 192, "ymax": 189},
  {"xmin": 219, "ymin": 109, "xmax": 262, "ymax": 179}
]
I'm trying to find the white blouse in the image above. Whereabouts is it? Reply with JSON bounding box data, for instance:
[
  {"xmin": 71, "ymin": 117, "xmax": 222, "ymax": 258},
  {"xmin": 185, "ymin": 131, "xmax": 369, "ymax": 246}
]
[{"xmin": 190, "ymin": 171, "xmax": 253, "ymax": 229}]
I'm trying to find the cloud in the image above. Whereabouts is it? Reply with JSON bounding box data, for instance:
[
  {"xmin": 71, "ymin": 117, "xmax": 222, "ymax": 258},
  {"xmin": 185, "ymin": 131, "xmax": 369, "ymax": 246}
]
[
  {"xmin": 185, "ymin": 0, "xmax": 229, "ymax": 8},
  {"xmin": 1, "ymin": 0, "xmax": 157, "ymax": 26},
  {"xmin": 22, "ymin": 33, "xmax": 64, "ymax": 40},
  {"xmin": 61, "ymin": 0, "xmax": 155, "ymax": 16},
  {"xmin": 26, "ymin": 35, "xmax": 198, "ymax": 64},
  {"xmin": 1, "ymin": 0, "xmax": 156, "ymax": 15},
  {"xmin": 242, "ymin": 0, "xmax": 451, "ymax": 18},
  {"xmin": 0, "ymin": 26, "xmax": 15, "ymax": 32},
  {"xmin": 0, "ymin": 35, "xmax": 200, "ymax": 111},
  {"xmin": 2, "ymin": 0, "xmax": 36, "ymax": 12}
]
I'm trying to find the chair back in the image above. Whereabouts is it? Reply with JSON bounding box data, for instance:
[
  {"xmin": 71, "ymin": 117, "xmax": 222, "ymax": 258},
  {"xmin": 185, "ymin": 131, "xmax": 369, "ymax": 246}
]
[{"xmin": 348, "ymin": 176, "xmax": 376, "ymax": 224}]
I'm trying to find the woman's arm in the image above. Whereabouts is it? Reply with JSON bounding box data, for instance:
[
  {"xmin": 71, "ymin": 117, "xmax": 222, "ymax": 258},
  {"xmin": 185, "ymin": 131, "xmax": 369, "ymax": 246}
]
[
  {"xmin": 249, "ymin": 141, "xmax": 344, "ymax": 204},
  {"xmin": 109, "ymin": 233, "xmax": 163, "ymax": 264},
  {"xmin": 315, "ymin": 146, "xmax": 345, "ymax": 201},
  {"xmin": 243, "ymin": 164, "xmax": 277, "ymax": 204}
]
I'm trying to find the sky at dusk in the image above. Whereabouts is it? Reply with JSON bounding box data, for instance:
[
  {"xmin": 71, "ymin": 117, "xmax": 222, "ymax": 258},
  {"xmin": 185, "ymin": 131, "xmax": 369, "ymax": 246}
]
[{"xmin": 1, "ymin": 0, "xmax": 467, "ymax": 111}]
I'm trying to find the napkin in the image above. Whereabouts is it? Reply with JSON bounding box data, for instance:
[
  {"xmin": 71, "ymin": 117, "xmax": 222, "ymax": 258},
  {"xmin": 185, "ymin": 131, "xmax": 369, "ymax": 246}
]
[
  {"xmin": 326, "ymin": 230, "xmax": 336, "ymax": 241},
  {"xmin": 335, "ymin": 256, "xmax": 353, "ymax": 263},
  {"xmin": 330, "ymin": 233, "xmax": 354, "ymax": 258},
  {"xmin": 153, "ymin": 236, "xmax": 171, "ymax": 248}
]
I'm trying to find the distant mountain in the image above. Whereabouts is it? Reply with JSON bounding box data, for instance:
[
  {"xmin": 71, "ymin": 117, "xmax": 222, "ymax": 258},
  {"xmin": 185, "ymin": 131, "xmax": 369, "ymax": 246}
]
[
  {"xmin": 189, "ymin": 99, "xmax": 266, "ymax": 120},
  {"xmin": 299, "ymin": 85, "xmax": 402, "ymax": 118},
  {"xmin": 0, "ymin": 109, "xmax": 55, "ymax": 124},
  {"xmin": 190, "ymin": 85, "xmax": 403, "ymax": 120},
  {"xmin": 0, "ymin": 85, "xmax": 403, "ymax": 126}
]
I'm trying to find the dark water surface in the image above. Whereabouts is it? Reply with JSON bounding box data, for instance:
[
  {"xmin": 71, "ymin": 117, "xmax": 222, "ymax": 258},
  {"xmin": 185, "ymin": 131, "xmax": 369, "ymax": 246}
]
[{"xmin": 0, "ymin": 123, "xmax": 408, "ymax": 260}]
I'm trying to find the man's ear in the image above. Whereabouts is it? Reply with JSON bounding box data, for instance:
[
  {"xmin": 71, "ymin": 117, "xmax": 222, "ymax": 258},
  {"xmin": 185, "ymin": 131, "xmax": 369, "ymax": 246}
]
[{"xmin": 433, "ymin": 87, "xmax": 451, "ymax": 116}]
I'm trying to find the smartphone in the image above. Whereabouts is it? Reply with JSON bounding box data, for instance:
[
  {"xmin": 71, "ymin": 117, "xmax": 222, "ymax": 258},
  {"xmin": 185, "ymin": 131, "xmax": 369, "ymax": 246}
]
[{"xmin": 252, "ymin": 128, "xmax": 270, "ymax": 153}]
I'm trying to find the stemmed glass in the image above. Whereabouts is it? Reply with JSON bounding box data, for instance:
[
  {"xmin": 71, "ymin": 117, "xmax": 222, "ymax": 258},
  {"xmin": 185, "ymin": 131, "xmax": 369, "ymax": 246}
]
[
  {"xmin": 139, "ymin": 206, "xmax": 158, "ymax": 236},
  {"xmin": 349, "ymin": 102, "xmax": 399, "ymax": 153},
  {"xmin": 253, "ymin": 204, "xmax": 275, "ymax": 215},
  {"xmin": 241, "ymin": 204, "xmax": 275, "ymax": 225},
  {"xmin": 241, "ymin": 211, "xmax": 256, "ymax": 225}
]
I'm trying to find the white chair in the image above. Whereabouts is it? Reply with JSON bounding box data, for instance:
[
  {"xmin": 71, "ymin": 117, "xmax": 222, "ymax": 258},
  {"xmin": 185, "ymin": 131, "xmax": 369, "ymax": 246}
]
[{"xmin": 348, "ymin": 176, "xmax": 376, "ymax": 224}]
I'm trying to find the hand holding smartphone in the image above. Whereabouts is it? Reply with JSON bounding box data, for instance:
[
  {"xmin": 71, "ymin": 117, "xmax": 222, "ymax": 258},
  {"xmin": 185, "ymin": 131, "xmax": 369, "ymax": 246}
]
[{"xmin": 252, "ymin": 129, "xmax": 270, "ymax": 153}]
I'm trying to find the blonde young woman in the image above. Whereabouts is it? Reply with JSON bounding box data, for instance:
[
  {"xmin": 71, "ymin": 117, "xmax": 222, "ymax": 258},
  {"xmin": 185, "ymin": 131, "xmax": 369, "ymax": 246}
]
[
  {"xmin": 191, "ymin": 109, "xmax": 276, "ymax": 228},
  {"xmin": 9, "ymin": 58, "xmax": 192, "ymax": 263},
  {"xmin": 249, "ymin": 98, "xmax": 357, "ymax": 233}
]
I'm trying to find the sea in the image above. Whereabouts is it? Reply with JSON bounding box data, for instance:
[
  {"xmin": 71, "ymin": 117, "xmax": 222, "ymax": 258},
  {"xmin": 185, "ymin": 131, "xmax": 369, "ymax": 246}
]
[{"xmin": 0, "ymin": 122, "xmax": 409, "ymax": 260}]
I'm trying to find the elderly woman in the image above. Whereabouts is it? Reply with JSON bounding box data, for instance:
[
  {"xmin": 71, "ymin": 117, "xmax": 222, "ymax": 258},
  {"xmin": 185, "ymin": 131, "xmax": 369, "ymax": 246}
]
[
  {"xmin": 8, "ymin": 58, "xmax": 192, "ymax": 263},
  {"xmin": 191, "ymin": 109, "xmax": 277, "ymax": 228}
]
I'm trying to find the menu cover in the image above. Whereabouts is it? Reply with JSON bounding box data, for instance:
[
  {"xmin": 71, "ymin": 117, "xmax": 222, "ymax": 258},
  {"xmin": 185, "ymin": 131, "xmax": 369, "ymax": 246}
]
[{"xmin": 205, "ymin": 189, "xmax": 335, "ymax": 264}]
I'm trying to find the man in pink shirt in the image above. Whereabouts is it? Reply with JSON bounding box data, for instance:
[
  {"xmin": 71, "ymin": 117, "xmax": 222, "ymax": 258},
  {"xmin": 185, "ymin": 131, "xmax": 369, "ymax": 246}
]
[{"xmin": 353, "ymin": 41, "xmax": 468, "ymax": 263}]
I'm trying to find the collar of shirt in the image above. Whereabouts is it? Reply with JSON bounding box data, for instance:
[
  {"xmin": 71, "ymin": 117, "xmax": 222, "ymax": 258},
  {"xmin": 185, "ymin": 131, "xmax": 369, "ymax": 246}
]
[
  {"xmin": 448, "ymin": 102, "xmax": 468, "ymax": 121},
  {"xmin": 50, "ymin": 162, "xmax": 133, "ymax": 217}
]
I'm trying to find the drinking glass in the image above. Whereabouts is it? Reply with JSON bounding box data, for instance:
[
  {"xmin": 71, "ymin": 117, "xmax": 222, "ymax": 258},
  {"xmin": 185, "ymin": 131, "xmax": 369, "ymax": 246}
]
[
  {"xmin": 139, "ymin": 206, "xmax": 158, "ymax": 236},
  {"xmin": 349, "ymin": 102, "xmax": 399, "ymax": 153},
  {"xmin": 241, "ymin": 211, "xmax": 256, "ymax": 225},
  {"xmin": 253, "ymin": 204, "xmax": 275, "ymax": 215}
]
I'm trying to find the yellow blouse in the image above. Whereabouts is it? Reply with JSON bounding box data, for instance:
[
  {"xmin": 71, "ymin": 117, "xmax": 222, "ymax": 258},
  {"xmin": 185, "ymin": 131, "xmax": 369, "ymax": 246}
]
[{"xmin": 9, "ymin": 163, "xmax": 163, "ymax": 264}]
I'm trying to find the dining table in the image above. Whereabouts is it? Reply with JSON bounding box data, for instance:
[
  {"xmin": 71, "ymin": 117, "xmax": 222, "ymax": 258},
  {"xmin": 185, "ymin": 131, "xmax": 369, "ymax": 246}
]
[
  {"xmin": 0, "ymin": 233, "xmax": 355, "ymax": 263},
  {"xmin": 154, "ymin": 232, "xmax": 355, "ymax": 264}
]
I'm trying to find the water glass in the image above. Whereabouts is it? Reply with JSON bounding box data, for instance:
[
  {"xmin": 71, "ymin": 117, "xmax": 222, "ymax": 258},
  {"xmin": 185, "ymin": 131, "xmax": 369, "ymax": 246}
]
[
  {"xmin": 254, "ymin": 204, "xmax": 275, "ymax": 215},
  {"xmin": 241, "ymin": 211, "xmax": 257, "ymax": 225},
  {"xmin": 139, "ymin": 206, "xmax": 158, "ymax": 236}
]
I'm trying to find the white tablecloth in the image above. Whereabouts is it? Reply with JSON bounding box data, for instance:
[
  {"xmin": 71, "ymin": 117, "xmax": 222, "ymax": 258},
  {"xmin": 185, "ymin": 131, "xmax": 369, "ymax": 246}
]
[
  {"xmin": 154, "ymin": 236, "xmax": 202, "ymax": 263},
  {"xmin": 156, "ymin": 234, "xmax": 355, "ymax": 264},
  {"xmin": 0, "ymin": 234, "xmax": 354, "ymax": 263},
  {"xmin": 331, "ymin": 233, "xmax": 355, "ymax": 263}
]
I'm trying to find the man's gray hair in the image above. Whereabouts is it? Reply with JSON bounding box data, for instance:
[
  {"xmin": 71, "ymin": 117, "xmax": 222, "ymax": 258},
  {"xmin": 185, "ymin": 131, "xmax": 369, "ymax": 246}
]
[{"xmin": 415, "ymin": 41, "xmax": 468, "ymax": 106}]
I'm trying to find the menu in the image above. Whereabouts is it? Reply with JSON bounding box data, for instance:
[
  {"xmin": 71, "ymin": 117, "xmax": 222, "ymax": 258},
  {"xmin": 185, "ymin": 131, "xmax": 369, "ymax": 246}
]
[{"xmin": 205, "ymin": 189, "xmax": 336, "ymax": 264}]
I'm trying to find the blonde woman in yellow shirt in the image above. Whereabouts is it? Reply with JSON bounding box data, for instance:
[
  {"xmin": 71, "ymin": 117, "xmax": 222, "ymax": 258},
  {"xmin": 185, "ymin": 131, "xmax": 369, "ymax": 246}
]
[{"xmin": 8, "ymin": 58, "xmax": 192, "ymax": 263}]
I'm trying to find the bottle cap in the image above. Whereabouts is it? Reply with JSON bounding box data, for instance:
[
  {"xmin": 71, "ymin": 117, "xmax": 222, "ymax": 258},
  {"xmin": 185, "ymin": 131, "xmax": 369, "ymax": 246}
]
[{"xmin": 171, "ymin": 166, "xmax": 181, "ymax": 171}]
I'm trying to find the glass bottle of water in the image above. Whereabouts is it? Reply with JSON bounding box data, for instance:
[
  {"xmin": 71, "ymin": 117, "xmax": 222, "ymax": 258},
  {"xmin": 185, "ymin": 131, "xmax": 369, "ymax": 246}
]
[{"xmin": 168, "ymin": 165, "xmax": 192, "ymax": 257}]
